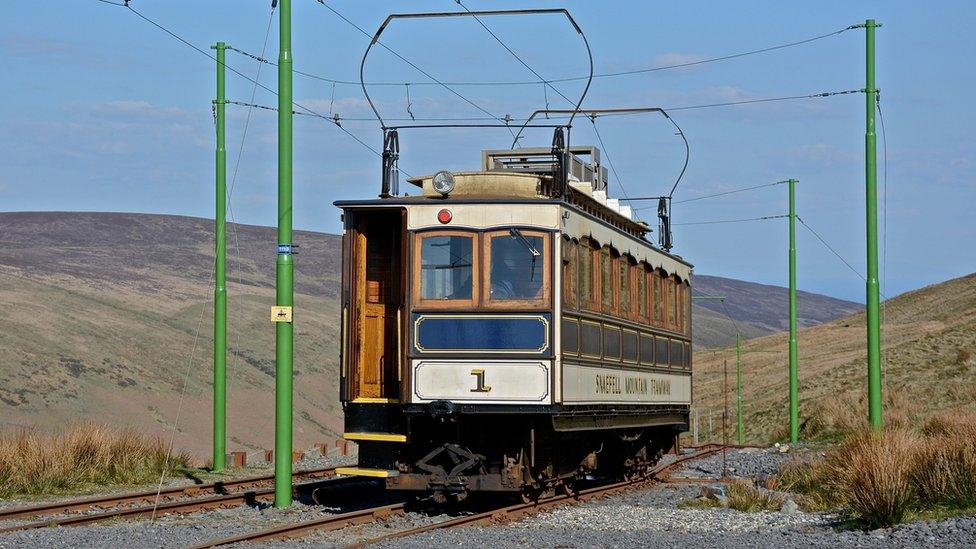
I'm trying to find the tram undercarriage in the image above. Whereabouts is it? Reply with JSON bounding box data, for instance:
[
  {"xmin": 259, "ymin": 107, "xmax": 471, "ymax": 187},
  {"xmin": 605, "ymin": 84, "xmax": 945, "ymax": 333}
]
[{"xmin": 362, "ymin": 409, "xmax": 686, "ymax": 503}]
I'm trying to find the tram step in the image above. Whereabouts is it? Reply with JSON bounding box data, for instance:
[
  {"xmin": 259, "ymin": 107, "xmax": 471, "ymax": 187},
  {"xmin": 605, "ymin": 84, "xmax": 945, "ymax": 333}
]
[
  {"xmin": 335, "ymin": 467, "xmax": 400, "ymax": 478},
  {"xmin": 343, "ymin": 432, "xmax": 407, "ymax": 443}
]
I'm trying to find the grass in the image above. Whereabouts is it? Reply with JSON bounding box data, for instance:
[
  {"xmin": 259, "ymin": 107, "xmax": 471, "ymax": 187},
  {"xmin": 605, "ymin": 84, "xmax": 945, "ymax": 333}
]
[
  {"xmin": 678, "ymin": 479, "xmax": 783, "ymax": 512},
  {"xmin": 0, "ymin": 422, "xmax": 191, "ymax": 499},
  {"xmin": 726, "ymin": 479, "xmax": 783, "ymax": 512},
  {"xmin": 778, "ymin": 409, "xmax": 976, "ymax": 528}
]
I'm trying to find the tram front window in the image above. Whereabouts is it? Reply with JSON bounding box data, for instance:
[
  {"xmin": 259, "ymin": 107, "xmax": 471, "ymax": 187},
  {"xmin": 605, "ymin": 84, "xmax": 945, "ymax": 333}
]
[
  {"xmin": 489, "ymin": 232, "xmax": 544, "ymax": 300},
  {"xmin": 420, "ymin": 235, "xmax": 473, "ymax": 300}
]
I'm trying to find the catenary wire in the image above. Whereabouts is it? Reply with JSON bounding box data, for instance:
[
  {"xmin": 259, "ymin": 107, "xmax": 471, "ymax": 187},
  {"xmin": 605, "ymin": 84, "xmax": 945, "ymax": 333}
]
[
  {"xmin": 120, "ymin": 2, "xmax": 410, "ymax": 177},
  {"xmin": 877, "ymin": 93, "xmax": 889, "ymax": 385},
  {"xmin": 221, "ymin": 15, "xmax": 858, "ymax": 87},
  {"xmin": 672, "ymin": 214, "xmax": 789, "ymax": 226},
  {"xmin": 312, "ymin": 0, "xmax": 516, "ymax": 137},
  {"xmin": 223, "ymin": 88, "xmax": 861, "ymax": 123},
  {"xmin": 152, "ymin": 4, "xmax": 277, "ymax": 521},
  {"xmin": 448, "ymin": 0, "xmax": 640, "ymax": 212},
  {"xmin": 631, "ymin": 179, "xmax": 788, "ymax": 211}
]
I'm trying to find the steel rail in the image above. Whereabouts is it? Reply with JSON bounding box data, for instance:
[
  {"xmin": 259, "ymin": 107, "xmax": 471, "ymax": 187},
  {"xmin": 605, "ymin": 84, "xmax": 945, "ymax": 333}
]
[
  {"xmin": 0, "ymin": 467, "xmax": 337, "ymax": 524},
  {"xmin": 195, "ymin": 445, "xmax": 732, "ymax": 548},
  {"xmin": 349, "ymin": 444, "xmax": 730, "ymax": 547},
  {"xmin": 188, "ymin": 502, "xmax": 407, "ymax": 548}
]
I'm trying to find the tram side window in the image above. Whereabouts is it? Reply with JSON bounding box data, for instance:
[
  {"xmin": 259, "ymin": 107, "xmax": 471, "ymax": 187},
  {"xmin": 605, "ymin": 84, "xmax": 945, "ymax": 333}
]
[
  {"xmin": 488, "ymin": 232, "xmax": 545, "ymax": 302},
  {"xmin": 684, "ymin": 342, "xmax": 692, "ymax": 370},
  {"xmin": 667, "ymin": 277, "xmax": 677, "ymax": 328},
  {"xmin": 652, "ymin": 271, "xmax": 664, "ymax": 326},
  {"xmin": 670, "ymin": 340, "xmax": 684, "ymax": 369},
  {"xmin": 655, "ymin": 336, "xmax": 670, "ymax": 367},
  {"xmin": 618, "ymin": 259, "xmax": 631, "ymax": 317},
  {"xmin": 419, "ymin": 235, "xmax": 474, "ymax": 301},
  {"xmin": 580, "ymin": 240, "xmax": 596, "ymax": 311},
  {"xmin": 562, "ymin": 239, "xmax": 578, "ymax": 310},
  {"xmin": 674, "ymin": 278, "xmax": 683, "ymax": 331},
  {"xmin": 639, "ymin": 334, "xmax": 655, "ymax": 366},
  {"xmin": 636, "ymin": 265, "xmax": 648, "ymax": 323},
  {"xmin": 684, "ymin": 283, "xmax": 692, "ymax": 336},
  {"xmin": 600, "ymin": 247, "xmax": 614, "ymax": 313}
]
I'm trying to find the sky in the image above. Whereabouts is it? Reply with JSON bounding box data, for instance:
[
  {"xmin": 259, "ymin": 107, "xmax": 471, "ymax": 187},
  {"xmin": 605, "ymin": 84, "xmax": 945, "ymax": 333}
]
[{"xmin": 1, "ymin": 0, "xmax": 974, "ymax": 302}]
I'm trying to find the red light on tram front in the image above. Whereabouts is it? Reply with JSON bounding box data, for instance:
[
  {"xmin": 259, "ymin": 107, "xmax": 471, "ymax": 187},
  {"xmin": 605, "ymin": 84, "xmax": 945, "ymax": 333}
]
[{"xmin": 437, "ymin": 209, "xmax": 452, "ymax": 224}]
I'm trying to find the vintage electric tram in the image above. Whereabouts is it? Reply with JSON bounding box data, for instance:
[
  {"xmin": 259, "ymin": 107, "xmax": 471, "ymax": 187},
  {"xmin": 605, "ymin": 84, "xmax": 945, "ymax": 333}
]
[{"xmin": 333, "ymin": 8, "xmax": 692, "ymax": 502}]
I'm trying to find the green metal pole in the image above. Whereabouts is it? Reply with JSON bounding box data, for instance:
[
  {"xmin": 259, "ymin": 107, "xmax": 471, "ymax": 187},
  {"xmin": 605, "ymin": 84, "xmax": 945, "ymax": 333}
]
[
  {"xmin": 211, "ymin": 41, "xmax": 227, "ymax": 473},
  {"xmin": 274, "ymin": 0, "xmax": 295, "ymax": 508},
  {"xmin": 736, "ymin": 333, "xmax": 743, "ymax": 445},
  {"xmin": 864, "ymin": 19, "xmax": 883, "ymax": 430},
  {"xmin": 788, "ymin": 178, "xmax": 799, "ymax": 443}
]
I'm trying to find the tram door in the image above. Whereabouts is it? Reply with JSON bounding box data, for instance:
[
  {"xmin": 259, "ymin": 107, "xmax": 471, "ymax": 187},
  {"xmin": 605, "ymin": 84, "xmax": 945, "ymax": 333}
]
[{"xmin": 352, "ymin": 211, "xmax": 403, "ymax": 400}]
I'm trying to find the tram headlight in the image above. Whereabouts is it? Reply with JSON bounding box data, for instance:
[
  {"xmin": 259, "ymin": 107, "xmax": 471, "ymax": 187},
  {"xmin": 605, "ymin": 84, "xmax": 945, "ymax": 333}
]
[{"xmin": 432, "ymin": 170, "xmax": 455, "ymax": 196}]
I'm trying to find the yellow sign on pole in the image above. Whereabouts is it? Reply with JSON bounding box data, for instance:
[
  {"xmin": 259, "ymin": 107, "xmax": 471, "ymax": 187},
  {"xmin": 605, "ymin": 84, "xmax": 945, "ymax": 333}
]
[{"xmin": 271, "ymin": 306, "xmax": 293, "ymax": 323}]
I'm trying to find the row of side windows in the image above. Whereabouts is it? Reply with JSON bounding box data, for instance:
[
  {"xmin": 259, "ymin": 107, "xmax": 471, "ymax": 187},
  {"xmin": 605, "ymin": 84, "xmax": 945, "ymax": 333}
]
[
  {"xmin": 562, "ymin": 237, "xmax": 691, "ymax": 336},
  {"xmin": 561, "ymin": 318, "xmax": 691, "ymax": 371}
]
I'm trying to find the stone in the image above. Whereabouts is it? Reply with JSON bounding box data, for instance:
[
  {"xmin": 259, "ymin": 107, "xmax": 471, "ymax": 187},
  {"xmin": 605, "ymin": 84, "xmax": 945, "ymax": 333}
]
[
  {"xmin": 780, "ymin": 498, "xmax": 802, "ymax": 515},
  {"xmin": 698, "ymin": 483, "xmax": 728, "ymax": 501}
]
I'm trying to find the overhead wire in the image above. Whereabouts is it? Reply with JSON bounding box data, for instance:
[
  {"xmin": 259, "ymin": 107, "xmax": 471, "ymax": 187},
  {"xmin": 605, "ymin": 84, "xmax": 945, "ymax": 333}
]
[
  {"xmin": 632, "ymin": 179, "xmax": 789, "ymax": 211},
  {"xmin": 877, "ymin": 93, "xmax": 889, "ymax": 386},
  {"xmin": 312, "ymin": 0, "xmax": 516, "ymax": 137},
  {"xmin": 213, "ymin": 18, "xmax": 858, "ymax": 88},
  {"xmin": 673, "ymin": 214, "xmax": 789, "ymax": 226},
  {"xmin": 151, "ymin": 3, "xmax": 278, "ymax": 521},
  {"xmin": 225, "ymin": 5, "xmax": 277, "ymax": 473},
  {"xmin": 118, "ymin": 1, "xmax": 410, "ymax": 177}
]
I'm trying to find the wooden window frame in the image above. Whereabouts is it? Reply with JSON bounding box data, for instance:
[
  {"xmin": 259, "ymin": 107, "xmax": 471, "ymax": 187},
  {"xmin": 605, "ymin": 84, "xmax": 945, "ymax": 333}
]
[
  {"xmin": 599, "ymin": 246, "xmax": 615, "ymax": 314},
  {"xmin": 618, "ymin": 255, "xmax": 634, "ymax": 319},
  {"xmin": 482, "ymin": 229, "xmax": 552, "ymax": 310},
  {"xmin": 561, "ymin": 237, "xmax": 578, "ymax": 311},
  {"xmin": 580, "ymin": 238, "xmax": 599, "ymax": 312},
  {"xmin": 412, "ymin": 230, "xmax": 480, "ymax": 310},
  {"xmin": 635, "ymin": 262, "xmax": 649, "ymax": 325}
]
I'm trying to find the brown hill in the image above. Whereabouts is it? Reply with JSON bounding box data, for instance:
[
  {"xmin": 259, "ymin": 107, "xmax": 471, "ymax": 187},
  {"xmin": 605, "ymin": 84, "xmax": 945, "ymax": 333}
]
[
  {"xmin": 691, "ymin": 272, "xmax": 976, "ymax": 444},
  {"xmin": 0, "ymin": 212, "xmax": 342, "ymax": 457},
  {"xmin": 0, "ymin": 211, "xmax": 864, "ymax": 457}
]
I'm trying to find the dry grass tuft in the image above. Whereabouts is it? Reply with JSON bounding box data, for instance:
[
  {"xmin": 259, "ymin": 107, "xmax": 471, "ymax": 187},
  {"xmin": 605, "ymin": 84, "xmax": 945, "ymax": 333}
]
[
  {"xmin": 0, "ymin": 422, "xmax": 191, "ymax": 498},
  {"xmin": 829, "ymin": 430, "xmax": 917, "ymax": 528},
  {"xmin": 783, "ymin": 414, "xmax": 976, "ymax": 528},
  {"xmin": 726, "ymin": 478, "xmax": 783, "ymax": 512},
  {"xmin": 800, "ymin": 389, "xmax": 919, "ymax": 442}
]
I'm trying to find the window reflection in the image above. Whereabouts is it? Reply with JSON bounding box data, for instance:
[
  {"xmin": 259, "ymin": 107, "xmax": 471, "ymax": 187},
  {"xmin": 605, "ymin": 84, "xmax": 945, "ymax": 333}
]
[
  {"xmin": 490, "ymin": 234, "xmax": 543, "ymax": 300},
  {"xmin": 420, "ymin": 236, "xmax": 473, "ymax": 300}
]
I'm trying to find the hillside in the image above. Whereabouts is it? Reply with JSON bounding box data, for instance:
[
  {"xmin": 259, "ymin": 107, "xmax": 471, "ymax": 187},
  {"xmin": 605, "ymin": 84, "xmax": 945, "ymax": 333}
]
[
  {"xmin": 690, "ymin": 276, "xmax": 861, "ymax": 349},
  {"xmin": 691, "ymin": 272, "xmax": 976, "ymax": 444},
  {"xmin": 0, "ymin": 212, "xmax": 862, "ymax": 456},
  {"xmin": 0, "ymin": 212, "xmax": 343, "ymax": 457}
]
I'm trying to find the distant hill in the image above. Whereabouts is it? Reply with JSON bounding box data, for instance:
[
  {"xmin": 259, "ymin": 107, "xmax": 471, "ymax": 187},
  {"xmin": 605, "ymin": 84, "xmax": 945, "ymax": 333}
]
[
  {"xmin": 0, "ymin": 212, "xmax": 863, "ymax": 456},
  {"xmin": 691, "ymin": 275, "xmax": 863, "ymax": 348},
  {"xmin": 692, "ymin": 272, "xmax": 976, "ymax": 444}
]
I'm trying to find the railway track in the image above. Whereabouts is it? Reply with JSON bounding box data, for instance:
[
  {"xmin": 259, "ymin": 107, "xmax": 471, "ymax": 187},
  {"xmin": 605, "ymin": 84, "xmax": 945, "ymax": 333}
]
[
  {"xmin": 192, "ymin": 444, "xmax": 731, "ymax": 548},
  {"xmin": 0, "ymin": 467, "xmax": 338, "ymax": 533}
]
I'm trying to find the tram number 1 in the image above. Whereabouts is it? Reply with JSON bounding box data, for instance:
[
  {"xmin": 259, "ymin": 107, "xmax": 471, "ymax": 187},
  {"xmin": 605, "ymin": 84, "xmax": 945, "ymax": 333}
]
[{"xmin": 469, "ymin": 369, "xmax": 492, "ymax": 393}]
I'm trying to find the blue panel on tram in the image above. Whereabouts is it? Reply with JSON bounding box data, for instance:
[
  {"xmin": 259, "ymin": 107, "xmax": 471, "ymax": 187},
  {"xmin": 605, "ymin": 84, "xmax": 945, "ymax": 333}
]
[{"xmin": 414, "ymin": 314, "xmax": 550, "ymax": 353}]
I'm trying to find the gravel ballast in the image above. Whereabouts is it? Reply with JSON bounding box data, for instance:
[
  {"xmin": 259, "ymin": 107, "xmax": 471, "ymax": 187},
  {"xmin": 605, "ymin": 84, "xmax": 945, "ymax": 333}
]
[{"xmin": 3, "ymin": 448, "xmax": 975, "ymax": 548}]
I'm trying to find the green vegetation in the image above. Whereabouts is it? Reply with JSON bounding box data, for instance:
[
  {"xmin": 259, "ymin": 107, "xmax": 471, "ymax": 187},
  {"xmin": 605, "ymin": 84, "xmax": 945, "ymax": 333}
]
[
  {"xmin": 0, "ymin": 423, "xmax": 191, "ymax": 498},
  {"xmin": 779, "ymin": 410, "xmax": 976, "ymax": 528},
  {"xmin": 726, "ymin": 479, "xmax": 783, "ymax": 512},
  {"xmin": 678, "ymin": 480, "xmax": 783, "ymax": 513}
]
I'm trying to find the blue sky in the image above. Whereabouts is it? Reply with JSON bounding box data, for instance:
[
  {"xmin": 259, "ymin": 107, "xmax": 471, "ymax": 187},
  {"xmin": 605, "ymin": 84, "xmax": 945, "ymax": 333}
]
[{"xmin": 1, "ymin": 1, "xmax": 974, "ymax": 302}]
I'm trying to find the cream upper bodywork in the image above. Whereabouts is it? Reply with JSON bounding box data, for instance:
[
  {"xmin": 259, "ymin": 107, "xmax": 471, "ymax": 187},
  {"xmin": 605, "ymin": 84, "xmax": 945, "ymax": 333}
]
[{"xmin": 405, "ymin": 171, "xmax": 691, "ymax": 281}]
